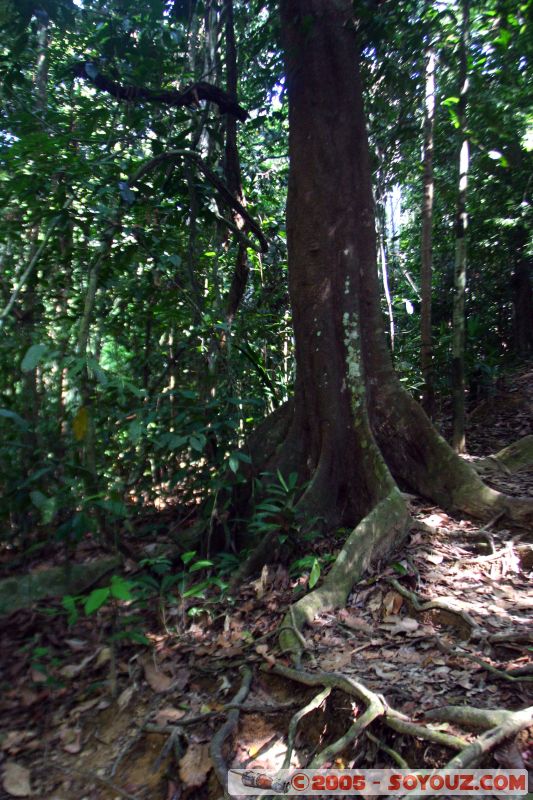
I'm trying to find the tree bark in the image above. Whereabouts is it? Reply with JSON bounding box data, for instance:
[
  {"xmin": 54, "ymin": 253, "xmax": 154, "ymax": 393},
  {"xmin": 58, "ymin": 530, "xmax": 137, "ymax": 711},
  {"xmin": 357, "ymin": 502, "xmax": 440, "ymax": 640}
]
[
  {"xmin": 277, "ymin": 0, "xmax": 403, "ymax": 532},
  {"xmin": 246, "ymin": 0, "xmax": 533, "ymax": 556},
  {"xmin": 420, "ymin": 46, "xmax": 436, "ymax": 417},
  {"xmin": 512, "ymin": 226, "xmax": 533, "ymax": 356},
  {"xmin": 451, "ymin": 0, "xmax": 470, "ymax": 453}
]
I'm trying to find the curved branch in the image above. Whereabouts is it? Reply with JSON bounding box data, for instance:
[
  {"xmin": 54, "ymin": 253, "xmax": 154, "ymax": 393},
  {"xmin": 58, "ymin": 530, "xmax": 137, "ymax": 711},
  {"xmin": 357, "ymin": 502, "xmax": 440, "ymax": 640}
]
[
  {"xmin": 72, "ymin": 61, "xmax": 248, "ymax": 121},
  {"xmin": 131, "ymin": 150, "xmax": 268, "ymax": 253}
]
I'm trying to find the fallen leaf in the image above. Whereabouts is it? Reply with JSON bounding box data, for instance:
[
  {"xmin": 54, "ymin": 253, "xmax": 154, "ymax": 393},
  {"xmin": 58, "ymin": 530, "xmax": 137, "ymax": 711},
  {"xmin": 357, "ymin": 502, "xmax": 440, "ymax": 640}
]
[
  {"xmin": 140, "ymin": 655, "xmax": 173, "ymax": 693},
  {"xmin": 178, "ymin": 743, "xmax": 212, "ymax": 788},
  {"xmin": 94, "ymin": 646, "xmax": 112, "ymax": 668},
  {"xmin": 173, "ymin": 668, "xmax": 190, "ymax": 691},
  {"xmin": 60, "ymin": 652, "xmax": 96, "ymax": 679},
  {"xmin": 117, "ymin": 685, "xmax": 135, "ymax": 711},
  {"xmin": 70, "ymin": 697, "xmax": 101, "ymax": 716},
  {"xmin": 251, "ymin": 565, "xmax": 269, "ymax": 599},
  {"xmin": 424, "ymin": 553, "xmax": 444, "ymax": 565},
  {"xmin": 0, "ymin": 732, "xmax": 35, "ymax": 754},
  {"xmin": 60, "ymin": 726, "xmax": 82, "ymax": 755},
  {"xmin": 320, "ymin": 648, "xmax": 352, "ymax": 670},
  {"xmin": 255, "ymin": 644, "xmax": 276, "ymax": 667},
  {"xmin": 339, "ymin": 612, "xmax": 373, "ymax": 634},
  {"xmin": 65, "ymin": 638, "xmax": 87, "ymax": 652},
  {"xmin": 154, "ymin": 707, "xmax": 186, "ymax": 726},
  {"xmin": 383, "ymin": 590, "xmax": 403, "ymax": 616},
  {"xmin": 2, "ymin": 762, "xmax": 32, "ymax": 797},
  {"xmin": 390, "ymin": 617, "xmax": 419, "ymax": 634},
  {"xmin": 372, "ymin": 664, "xmax": 402, "ymax": 681}
]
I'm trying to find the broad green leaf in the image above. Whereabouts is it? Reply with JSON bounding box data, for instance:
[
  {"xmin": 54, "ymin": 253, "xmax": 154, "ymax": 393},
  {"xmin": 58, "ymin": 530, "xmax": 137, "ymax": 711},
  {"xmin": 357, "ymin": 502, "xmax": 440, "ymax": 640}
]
[
  {"xmin": 309, "ymin": 558, "xmax": 321, "ymax": 589},
  {"xmin": 110, "ymin": 575, "xmax": 134, "ymax": 600},
  {"xmin": 21, "ymin": 343, "xmax": 47, "ymax": 372},
  {"xmin": 182, "ymin": 579, "xmax": 210, "ymax": 598},
  {"xmin": 189, "ymin": 434, "xmax": 205, "ymax": 452},
  {"xmin": 189, "ymin": 560, "xmax": 213, "ymax": 573},
  {"xmin": 84, "ymin": 587, "xmax": 110, "ymax": 614}
]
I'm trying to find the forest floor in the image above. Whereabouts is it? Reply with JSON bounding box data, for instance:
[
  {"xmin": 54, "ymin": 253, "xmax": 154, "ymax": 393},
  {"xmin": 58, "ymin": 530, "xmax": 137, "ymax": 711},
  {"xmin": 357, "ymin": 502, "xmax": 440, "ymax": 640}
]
[{"xmin": 0, "ymin": 369, "xmax": 532, "ymax": 800}]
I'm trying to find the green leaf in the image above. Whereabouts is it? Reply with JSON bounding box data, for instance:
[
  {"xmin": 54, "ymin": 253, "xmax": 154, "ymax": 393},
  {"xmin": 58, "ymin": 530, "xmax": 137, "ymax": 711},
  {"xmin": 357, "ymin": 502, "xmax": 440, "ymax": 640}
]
[
  {"xmin": 189, "ymin": 434, "xmax": 206, "ymax": 452},
  {"xmin": 62, "ymin": 595, "xmax": 79, "ymax": 625},
  {"xmin": 309, "ymin": 558, "xmax": 321, "ymax": 589},
  {"xmin": 84, "ymin": 587, "xmax": 110, "ymax": 614},
  {"xmin": 182, "ymin": 579, "xmax": 210, "ymax": 598},
  {"xmin": 495, "ymin": 28, "xmax": 512, "ymax": 46},
  {"xmin": 181, "ymin": 550, "xmax": 197, "ymax": 565},
  {"xmin": 229, "ymin": 455, "xmax": 239, "ymax": 473},
  {"xmin": 189, "ymin": 560, "xmax": 213, "ymax": 573},
  {"xmin": 21, "ymin": 343, "xmax": 47, "ymax": 372},
  {"xmin": 110, "ymin": 575, "xmax": 134, "ymax": 600}
]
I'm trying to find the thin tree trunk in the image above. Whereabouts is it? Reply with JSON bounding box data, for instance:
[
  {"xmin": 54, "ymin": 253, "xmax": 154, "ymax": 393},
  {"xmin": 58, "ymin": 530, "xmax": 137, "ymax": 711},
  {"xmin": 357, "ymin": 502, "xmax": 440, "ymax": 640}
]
[
  {"xmin": 451, "ymin": 0, "xmax": 470, "ymax": 453},
  {"xmin": 512, "ymin": 226, "xmax": 533, "ymax": 356},
  {"xmin": 420, "ymin": 46, "xmax": 436, "ymax": 417},
  {"xmin": 378, "ymin": 206, "xmax": 394, "ymax": 351},
  {"xmin": 223, "ymin": 0, "xmax": 249, "ymax": 325}
]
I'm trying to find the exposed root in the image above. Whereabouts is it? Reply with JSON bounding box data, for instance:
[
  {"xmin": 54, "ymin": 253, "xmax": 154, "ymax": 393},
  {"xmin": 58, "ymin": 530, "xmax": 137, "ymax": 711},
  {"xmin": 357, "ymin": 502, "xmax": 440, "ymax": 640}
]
[
  {"xmin": 474, "ymin": 435, "xmax": 533, "ymax": 476},
  {"xmin": 210, "ymin": 666, "xmax": 252, "ymax": 798},
  {"xmin": 424, "ymin": 706, "xmax": 521, "ymax": 730},
  {"xmin": 435, "ymin": 639, "xmax": 533, "ymax": 683},
  {"xmin": 257, "ymin": 663, "xmax": 530, "ymax": 788},
  {"xmin": 387, "ymin": 577, "xmax": 478, "ymax": 636},
  {"xmin": 370, "ymin": 383, "xmax": 533, "ymax": 526},
  {"xmin": 278, "ymin": 489, "xmax": 409, "ymax": 663},
  {"xmin": 383, "ymin": 715, "xmax": 468, "ymax": 750},
  {"xmin": 365, "ymin": 731, "xmax": 410, "ymax": 769},
  {"xmin": 444, "ymin": 706, "xmax": 533, "ymax": 768},
  {"xmin": 282, "ymin": 687, "xmax": 332, "ymax": 769},
  {"xmin": 261, "ymin": 663, "xmax": 468, "ymax": 757},
  {"xmin": 261, "ymin": 662, "xmax": 387, "ymax": 768}
]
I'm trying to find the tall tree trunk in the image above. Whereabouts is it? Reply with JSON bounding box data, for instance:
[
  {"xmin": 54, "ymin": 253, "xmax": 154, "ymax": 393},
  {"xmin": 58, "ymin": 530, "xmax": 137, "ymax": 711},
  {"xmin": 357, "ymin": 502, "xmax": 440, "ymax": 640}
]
[
  {"xmin": 451, "ymin": 0, "xmax": 470, "ymax": 453},
  {"xmin": 245, "ymin": 0, "xmax": 532, "ymax": 569},
  {"xmin": 512, "ymin": 225, "xmax": 533, "ymax": 356},
  {"xmin": 420, "ymin": 46, "xmax": 436, "ymax": 417}
]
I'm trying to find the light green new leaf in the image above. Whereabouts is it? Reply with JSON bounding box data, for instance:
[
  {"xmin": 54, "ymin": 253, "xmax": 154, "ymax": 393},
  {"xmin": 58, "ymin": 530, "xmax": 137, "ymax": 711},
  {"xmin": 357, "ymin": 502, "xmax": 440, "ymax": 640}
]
[{"xmin": 309, "ymin": 558, "xmax": 321, "ymax": 589}]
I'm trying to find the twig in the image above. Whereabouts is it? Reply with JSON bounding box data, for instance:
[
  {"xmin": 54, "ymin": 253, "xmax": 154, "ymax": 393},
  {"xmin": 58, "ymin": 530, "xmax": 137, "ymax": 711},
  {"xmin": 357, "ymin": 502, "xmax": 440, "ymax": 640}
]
[
  {"xmin": 210, "ymin": 666, "xmax": 253, "ymax": 798},
  {"xmin": 130, "ymin": 150, "xmax": 268, "ymax": 252}
]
